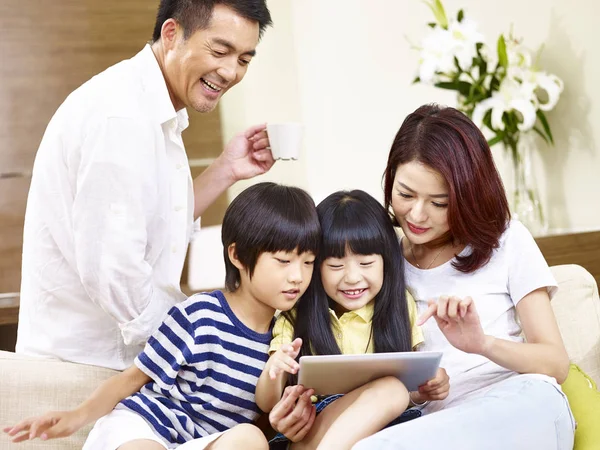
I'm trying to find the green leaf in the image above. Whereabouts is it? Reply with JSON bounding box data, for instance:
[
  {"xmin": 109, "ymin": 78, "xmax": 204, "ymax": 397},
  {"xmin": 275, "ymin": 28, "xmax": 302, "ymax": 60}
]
[
  {"xmin": 489, "ymin": 75, "xmax": 500, "ymax": 92},
  {"xmin": 412, "ymin": 76, "xmax": 421, "ymax": 84},
  {"xmin": 478, "ymin": 58, "xmax": 488, "ymax": 79},
  {"xmin": 536, "ymin": 110, "xmax": 554, "ymax": 144},
  {"xmin": 427, "ymin": 22, "xmax": 437, "ymax": 28},
  {"xmin": 497, "ymin": 35, "xmax": 508, "ymax": 68},
  {"xmin": 423, "ymin": 0, "xmax": 448, "ymax": 28},
  {"xmin": 435, "ymin": 81, "xmax": 472, "ymax": 97},
  {"xmin": 454, "ymin": 56, "xmax": 461, "ymax": 71},
  {"xmin": 533, "ymin": 126, "xmax": 550, "ymax": 144},
  {"xmin": 457, "ymin": 9, "xmax": 464, "ymax": 22},
  {"xmin": 482, "ymin": 110, "xmax": 493, "ymax": 129},
  {"xmin": 487, "ymin": 134, "xmax": 504, "ymax": 147}
]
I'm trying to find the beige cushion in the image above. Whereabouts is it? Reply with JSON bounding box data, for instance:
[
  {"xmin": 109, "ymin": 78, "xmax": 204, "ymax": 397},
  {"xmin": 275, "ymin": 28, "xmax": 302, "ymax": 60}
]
[
  {"xmin": 551, "ymin": 264, "xmax": 600, "ymax": 385},
  {"xmin": 0, "ymin": 351, "xmax": 118, "ymax": 450}
]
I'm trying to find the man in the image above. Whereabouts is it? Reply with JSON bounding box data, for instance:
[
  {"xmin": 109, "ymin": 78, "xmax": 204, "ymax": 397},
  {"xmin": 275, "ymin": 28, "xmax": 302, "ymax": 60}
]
[{"xmin": 16, "ymin": 0, "xmax": 274, "ymax": 370}]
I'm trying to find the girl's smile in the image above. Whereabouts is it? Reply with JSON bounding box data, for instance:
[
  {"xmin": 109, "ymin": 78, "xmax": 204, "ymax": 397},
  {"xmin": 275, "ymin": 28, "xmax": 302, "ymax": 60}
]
[
  {"xmin": 321, "ymin": 250, "xmax": 384, "ymax": 313},
  {"xmin": 339, "ymin": 288, "xmax": 368, "ymax": 299}
]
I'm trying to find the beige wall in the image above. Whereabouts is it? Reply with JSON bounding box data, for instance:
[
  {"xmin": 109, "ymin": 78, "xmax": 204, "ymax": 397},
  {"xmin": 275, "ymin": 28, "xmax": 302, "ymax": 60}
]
[
  {"xmin": 219, "ymin": 0, "xmax": 308, "ymax": 199},
  {"xmin": 221, "ymin": 0, "xmax": 600, "ymax": 232}
]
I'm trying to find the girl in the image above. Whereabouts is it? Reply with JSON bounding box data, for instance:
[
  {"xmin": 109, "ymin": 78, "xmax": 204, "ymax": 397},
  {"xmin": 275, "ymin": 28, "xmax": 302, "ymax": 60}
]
[
  {"xmin": 256, "ymin": 190, "xmax": 449, "ymax": 450},
  {"xmin": 354, "ymin": 104, "xmax": 575, "ymax": 450},
  {"xmin": 5, "ymin": 182, "xmax": 320, "ymax": 450}
]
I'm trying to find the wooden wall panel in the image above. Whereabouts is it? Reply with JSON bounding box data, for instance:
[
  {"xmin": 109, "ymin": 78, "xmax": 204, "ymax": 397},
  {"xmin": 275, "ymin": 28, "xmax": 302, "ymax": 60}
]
[
  {"xmin": 0, "ymin": 0, "xmax": 226, "ymax": 298},
  {"xmin": 536, "ymin": 231, "xmax": 600, "ymax": 289},
  {"xmin": 0, "ymin": 178, "xmax": 29, "ymax": 293}
]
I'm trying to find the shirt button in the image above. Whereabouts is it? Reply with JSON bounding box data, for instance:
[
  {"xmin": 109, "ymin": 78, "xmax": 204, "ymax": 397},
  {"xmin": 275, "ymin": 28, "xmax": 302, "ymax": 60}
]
[
  {"xmin": 171, "ymin": 246, "xmax": 177, "ymax": 253},
  {"xmin": 176, "ymin": 163, "xmax": 183, "ymax": 170},
  {"xmin": 174, "ymin": 205, "xmax": 184, "ymax": 212}
]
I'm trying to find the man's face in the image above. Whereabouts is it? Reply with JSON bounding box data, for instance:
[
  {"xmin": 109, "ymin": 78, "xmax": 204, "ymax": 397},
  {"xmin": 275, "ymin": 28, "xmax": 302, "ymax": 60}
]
[{"xmin": 163, "ymin": 4, "xmax": 260, "ymax": 112}]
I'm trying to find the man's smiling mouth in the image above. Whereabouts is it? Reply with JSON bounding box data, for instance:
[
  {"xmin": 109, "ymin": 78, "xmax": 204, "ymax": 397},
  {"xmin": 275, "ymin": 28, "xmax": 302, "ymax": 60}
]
[{"xmin": 201, "ymin": 78, "xmax": 222, "ymax": 92}]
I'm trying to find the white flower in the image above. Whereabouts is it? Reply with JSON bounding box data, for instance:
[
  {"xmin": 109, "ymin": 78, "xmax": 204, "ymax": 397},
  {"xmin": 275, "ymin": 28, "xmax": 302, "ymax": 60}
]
[
  {"xmin": 507, "ymin": 67, "xmax": 564, "ymax": 111},
  {"xmin": 534, "ymin": 72, "xmax": 563, "ymax": 111},
  {"xmin": 417, "ymin": 19, "xmax": 484, "ymax": 84},
  {"xmin": 472, "ymin": 78, "xmax": 537, "ymax": 131},
  {"xmin": 505, "ymin": 38, "xmax": 532, "ymax": 69},
  {"xmin": 418, "ymin": 27, "xmax": 456, "ymax": 84},
  {"xmin": 448, "ymin": 18, "xmax": 485, "ymax": 71}
]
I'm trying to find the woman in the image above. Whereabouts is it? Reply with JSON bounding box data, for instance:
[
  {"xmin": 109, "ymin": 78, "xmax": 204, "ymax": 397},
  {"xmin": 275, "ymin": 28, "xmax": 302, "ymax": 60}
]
[{"xmin": 352, "ymin": 104, "xmax": 575, "ymax": 450}]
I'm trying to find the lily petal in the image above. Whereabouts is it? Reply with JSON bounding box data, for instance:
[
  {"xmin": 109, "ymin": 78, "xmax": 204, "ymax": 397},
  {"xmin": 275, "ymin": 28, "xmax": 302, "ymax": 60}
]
[{"xmin": 510, "ymin": 98, "xmax": 537, "ymax": 131}]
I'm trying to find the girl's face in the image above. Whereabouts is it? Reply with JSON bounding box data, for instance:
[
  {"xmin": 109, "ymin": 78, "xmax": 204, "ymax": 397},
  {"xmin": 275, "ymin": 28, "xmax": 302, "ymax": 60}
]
[
  {"xmin": 320, "ymin": 249, "xmax": 384, "ymax": 314},
  {"xmin": 391, "ymin": 161, "xmax": 450, "ymax": 246}
]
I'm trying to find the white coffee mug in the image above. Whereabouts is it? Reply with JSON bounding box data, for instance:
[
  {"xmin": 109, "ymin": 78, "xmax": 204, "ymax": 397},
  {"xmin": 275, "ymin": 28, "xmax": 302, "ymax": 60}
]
[{"xmin": 266, "ymin": 122, "xmax": 303, "ymax": 160}]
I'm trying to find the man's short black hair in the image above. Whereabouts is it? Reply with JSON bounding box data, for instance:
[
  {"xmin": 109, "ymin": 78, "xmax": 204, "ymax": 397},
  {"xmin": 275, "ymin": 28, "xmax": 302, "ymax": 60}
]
[
  {"xmin": 221, "ymin": 182, "xmax": 320, "ymax": 292},
  {"xmin": 152, "ymin": 0, "xmax": 272, "ymax": 42}
]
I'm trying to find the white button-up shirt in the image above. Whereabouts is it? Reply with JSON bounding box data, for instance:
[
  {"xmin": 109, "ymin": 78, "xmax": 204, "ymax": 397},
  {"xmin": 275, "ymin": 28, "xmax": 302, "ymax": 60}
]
[{"xmin": 17, "ymin": 45, "xmax": 195, "ymax": 370}]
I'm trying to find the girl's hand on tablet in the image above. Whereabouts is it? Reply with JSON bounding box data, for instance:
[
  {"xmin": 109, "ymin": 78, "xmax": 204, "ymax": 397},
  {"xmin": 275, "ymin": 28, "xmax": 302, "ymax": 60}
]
[
  {"xmin": 415, "ymin": 367, "xmax": 450, "ymax": 401},
  {"xmin": 268, "ymin": 338, "xmax": 303, "ymax": 380}
]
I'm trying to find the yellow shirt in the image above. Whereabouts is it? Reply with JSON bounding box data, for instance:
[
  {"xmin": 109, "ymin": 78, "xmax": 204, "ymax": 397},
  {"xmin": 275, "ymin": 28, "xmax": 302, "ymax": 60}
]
[{"xmin": 269, "ymin": 291, "xmax": 424, "ymax": 354}]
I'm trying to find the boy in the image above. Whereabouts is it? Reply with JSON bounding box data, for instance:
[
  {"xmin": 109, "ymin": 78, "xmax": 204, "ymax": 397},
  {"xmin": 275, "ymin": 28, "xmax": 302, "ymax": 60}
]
[{"xmin": 5, "ymin": 182, "xmax": 320, "ymax": 450}]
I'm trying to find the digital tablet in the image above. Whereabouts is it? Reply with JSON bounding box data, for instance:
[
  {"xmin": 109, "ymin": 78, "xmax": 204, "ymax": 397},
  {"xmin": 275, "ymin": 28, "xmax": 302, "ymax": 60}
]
[{"xmin": 297, "ymin": 351, "xmax": 443, "ymax": 395}]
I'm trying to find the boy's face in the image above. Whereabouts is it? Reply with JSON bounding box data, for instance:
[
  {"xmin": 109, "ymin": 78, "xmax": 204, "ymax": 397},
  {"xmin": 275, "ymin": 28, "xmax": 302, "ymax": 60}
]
[{"xmin": 246, "ymin": 249, "xmax": 316, "ymax": 312}]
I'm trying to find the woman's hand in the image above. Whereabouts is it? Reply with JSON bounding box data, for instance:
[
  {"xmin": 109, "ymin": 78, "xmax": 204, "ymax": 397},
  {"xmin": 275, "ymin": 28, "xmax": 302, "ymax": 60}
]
[
  {"xmin": 3, "ymin": 410, "xmax": 85, "ymax": 443},
  {"xmin": 269, "ymin": 385, "xmax": 316, "ymax": 442},
  {"xmin": 418, "ymin": 296, "xmax": 493, "ymax": 355},
  {"xmin": 412, "ymin": 367, "xmax": 450, "ymax": 402}
]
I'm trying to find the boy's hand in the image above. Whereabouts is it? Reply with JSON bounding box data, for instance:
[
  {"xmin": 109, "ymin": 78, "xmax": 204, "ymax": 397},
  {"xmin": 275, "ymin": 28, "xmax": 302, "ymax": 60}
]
[
  {"xmin": 413, "ymin": 367, "xmax": 450, "ymax": 402},
  {"xmin": 3, "ymin": 410, "xmax": 85, "ymax": 443},
  {"xmin": 268, "ymin": 338, "xmax": 303, "ymax": 380},
  {"xmin": 269, "ymin": 385, "xmax": 316, "ymax": 442}
]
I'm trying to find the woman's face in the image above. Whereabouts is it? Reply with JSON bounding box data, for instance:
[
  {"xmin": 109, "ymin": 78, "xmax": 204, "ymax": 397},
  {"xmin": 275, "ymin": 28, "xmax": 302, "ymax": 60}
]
[{"xmin": 391, "ymin": 161, "xmax": 451, "ymax": 245}]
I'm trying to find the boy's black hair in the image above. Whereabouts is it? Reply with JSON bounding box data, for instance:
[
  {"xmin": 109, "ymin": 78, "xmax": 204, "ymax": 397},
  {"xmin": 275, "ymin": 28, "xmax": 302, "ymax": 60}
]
[
  {"xmin": 152, "ymin": 0, "xmax": 272, "ymax": 42},
  {"xmin": 285, "ymin": 190, "xmax": 413, "ymax": 358},
  {"xmin": 222, "ymin": 182, "xmax": 320, "ymax": 291}
]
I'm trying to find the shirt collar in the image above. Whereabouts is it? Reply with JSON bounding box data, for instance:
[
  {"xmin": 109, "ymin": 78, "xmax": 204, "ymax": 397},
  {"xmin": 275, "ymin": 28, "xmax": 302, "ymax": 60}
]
[
  {"xmin": 329, "ymin": 301, "xmax": 374, "ymax": 323},
  {"xmin": 134, "ymin": 44, "xmax": 189, "ymax": 131}
]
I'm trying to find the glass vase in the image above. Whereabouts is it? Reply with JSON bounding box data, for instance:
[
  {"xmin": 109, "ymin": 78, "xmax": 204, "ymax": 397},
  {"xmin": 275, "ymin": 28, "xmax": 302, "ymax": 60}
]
[{"xmin": 510, "ymin": 134, "xmax": 548, "ymax": 236}]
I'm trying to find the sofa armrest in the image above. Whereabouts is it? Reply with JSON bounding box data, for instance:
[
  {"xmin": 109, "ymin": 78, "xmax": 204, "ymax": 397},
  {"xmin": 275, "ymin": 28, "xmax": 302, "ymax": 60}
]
[
  {"xmin": 550, "ymin": 264, "xmax": 600, "ymax": 386},
  {"xmin": 0, "ymin": 351, "xmax": 118, "ymax": 450}
]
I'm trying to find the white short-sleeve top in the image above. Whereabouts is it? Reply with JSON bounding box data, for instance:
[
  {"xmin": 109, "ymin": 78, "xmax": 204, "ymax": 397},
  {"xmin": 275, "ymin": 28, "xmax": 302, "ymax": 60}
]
[{"xmin": 404, "ymin": 220, "xmax": 558, "ymax": 412}]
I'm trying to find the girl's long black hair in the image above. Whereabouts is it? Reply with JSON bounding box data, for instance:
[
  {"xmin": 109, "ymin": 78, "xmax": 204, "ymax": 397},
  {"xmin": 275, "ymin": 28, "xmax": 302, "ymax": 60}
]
[{"xmin": 283, "ymin": 190, "xmax": 413, "ymax": 358}]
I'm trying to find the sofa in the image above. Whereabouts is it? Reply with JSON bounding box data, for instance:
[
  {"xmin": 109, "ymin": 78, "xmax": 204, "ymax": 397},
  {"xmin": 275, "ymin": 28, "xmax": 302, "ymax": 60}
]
[{"xmin": 1, "ymin": 264, "xmax": 599, "ymax": 449}]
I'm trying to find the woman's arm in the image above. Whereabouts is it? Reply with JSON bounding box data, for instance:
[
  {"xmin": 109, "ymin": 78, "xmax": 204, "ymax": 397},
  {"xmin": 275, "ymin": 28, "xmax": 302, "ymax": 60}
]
[
  {"xmin": 4, "ymin": 365, "xmax": 150, "ymax": 442},
  {"xmin": 481, "ymin": 288, "xmax": 569, "ymax": 383},
  {"xmin": 418, "ymin": 289, "xmax": 570, "ymax": 383}
]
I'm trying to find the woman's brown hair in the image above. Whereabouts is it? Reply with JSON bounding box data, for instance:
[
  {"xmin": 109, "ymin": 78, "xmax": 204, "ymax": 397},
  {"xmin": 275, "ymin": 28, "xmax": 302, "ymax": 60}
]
[{"xmin": 383, "ymin": 104, "xmax": 510, "ymax": 273}]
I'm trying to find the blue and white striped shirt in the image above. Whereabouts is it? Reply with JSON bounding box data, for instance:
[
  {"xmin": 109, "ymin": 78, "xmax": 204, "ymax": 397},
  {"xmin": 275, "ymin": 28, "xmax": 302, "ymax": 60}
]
[{"xmin": 116, "ymin": 291, "xmax": 272, "ymax": 445}]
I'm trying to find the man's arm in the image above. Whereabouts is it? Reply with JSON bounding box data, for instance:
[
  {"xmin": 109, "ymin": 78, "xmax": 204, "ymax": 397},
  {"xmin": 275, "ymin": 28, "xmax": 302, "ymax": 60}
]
[
  {"xmin": 193, "ymin": 123, "xmax": 274, "ymax": 220},
  {"xmin": 73, "ymin": 117, "xmax": 177, "ymax": 346}
]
